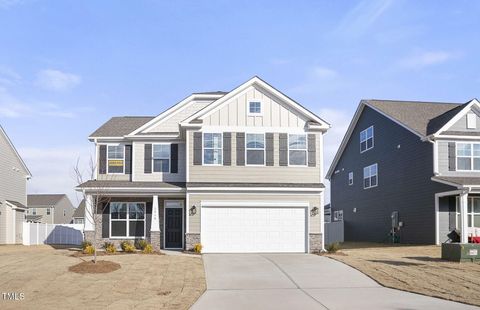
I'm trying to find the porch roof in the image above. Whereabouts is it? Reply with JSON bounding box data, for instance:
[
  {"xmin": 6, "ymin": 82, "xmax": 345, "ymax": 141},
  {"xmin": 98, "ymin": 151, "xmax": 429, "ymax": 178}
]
[
  {"xmin": 76, "ymin": 180, "xmax": 186, "ymax": 192},
  {"xmin": 433, "ymin": 176, "xmax": 480, "ymax": 188}
]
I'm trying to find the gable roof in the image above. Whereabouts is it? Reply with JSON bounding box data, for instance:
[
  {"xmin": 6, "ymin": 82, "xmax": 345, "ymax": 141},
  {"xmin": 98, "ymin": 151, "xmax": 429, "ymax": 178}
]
[
  {"xmin": 89, "ymin": 116, "xmax": 154, "ymax": 139},
  {"xmin": 27, "ymin": 194, "xmax": 66, "ymax": 207},
  {"xmin": 0, "ymin": 125, "xmax": 31, "ymax": 177},
  {"xmin": 73, "ymin": 200, "xmax": 85, "ymax": 218},
  {"xmin": 326, "ymin": 99, "xmax": 472, "ymax": 179}
]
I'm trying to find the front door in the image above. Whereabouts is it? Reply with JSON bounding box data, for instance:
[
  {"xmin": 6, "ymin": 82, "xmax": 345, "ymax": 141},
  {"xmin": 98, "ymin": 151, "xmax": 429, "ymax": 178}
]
[{"xmin": 165, "ymin": 206, "xmax": 183, "ymax": 249}]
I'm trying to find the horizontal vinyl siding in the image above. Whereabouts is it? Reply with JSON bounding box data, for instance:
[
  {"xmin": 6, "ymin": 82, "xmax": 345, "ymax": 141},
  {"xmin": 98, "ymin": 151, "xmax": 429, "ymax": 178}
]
[
  {"xmin": 188, "ymin": 131, "xmax": 322, "ymax": 183},
  {"xmin": 133, "ymin": 142, "xmax": 186, "ymax": 182},
  {"xmin": 28, "ymin": 207, "xmax": 53, "ymax": 224},
  {"xmin": 0, "ymin": 205, "xmax": 7, "ymax": 244},
  {"xmin": 447, "ymin": 110, "xmax": 480, "ymax": 132},
  {"xmin": 146, "ymin": 101, "xmax": 211, "ymax": 133},
  {"xmin": 188, "ymin": 193, "xmax": 321, "ymax": 234}
]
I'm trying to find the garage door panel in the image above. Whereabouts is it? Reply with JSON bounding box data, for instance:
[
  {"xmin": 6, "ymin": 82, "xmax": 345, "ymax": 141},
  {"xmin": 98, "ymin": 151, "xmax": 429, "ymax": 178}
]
[{"xmin": 201, "ymin": 207, "xmax": 307, "ymax": 253}]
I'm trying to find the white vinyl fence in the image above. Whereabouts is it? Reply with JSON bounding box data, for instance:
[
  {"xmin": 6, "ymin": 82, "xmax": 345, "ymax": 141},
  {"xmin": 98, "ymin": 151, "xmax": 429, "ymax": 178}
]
[{"xmin": 23, "ymin": 223, "xmax": 84, "ymax": 246}]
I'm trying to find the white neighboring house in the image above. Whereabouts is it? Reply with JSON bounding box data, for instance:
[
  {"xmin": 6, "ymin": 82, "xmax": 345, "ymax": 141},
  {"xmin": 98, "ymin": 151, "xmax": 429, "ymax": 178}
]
[{"xmin": 0, "ymin": 125, "xmax": 31, "ymax": 244}]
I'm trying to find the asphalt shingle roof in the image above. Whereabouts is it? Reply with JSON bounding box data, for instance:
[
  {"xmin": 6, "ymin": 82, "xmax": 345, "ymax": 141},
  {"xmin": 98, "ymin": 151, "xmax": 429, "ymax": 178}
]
[
  {"xmin": 77, "ymin": 180, "xmax": 186, "ymax": 189},
  {"xmin": 89, "ymin": 116, "xmax": 154, "ymax": 138},
  {"xmin": 27, "ymin": 194, "xmax": 66, "ymax": 207},
  {"xmin": 73, "ymin": 200, "xmax": 85, "ymax": 218}
]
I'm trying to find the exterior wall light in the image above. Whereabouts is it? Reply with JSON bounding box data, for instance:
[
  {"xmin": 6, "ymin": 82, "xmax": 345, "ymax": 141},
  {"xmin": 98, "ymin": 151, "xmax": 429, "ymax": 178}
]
[
  {"xmin": 189, "ymin": 205, "xmax": 197, "ymax": 216},
  {"xmin": 310, "ymin": 206, "xmax": 319, "ymax": 217}
]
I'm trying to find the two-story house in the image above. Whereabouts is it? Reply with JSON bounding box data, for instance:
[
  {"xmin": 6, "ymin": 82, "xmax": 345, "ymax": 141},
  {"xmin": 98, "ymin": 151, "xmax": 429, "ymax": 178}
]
[
  {"xmin": 77, "ymin": 77, "xmax": 330, "ymax": 253},
  {"xmin": 0, "ymin": 125, "xmax": 31, "ymax": 244},
  {"xmin": 26, "ymin": 194, "xmax": 75, "ymax": 224},
  {"xmin": 327, "ymin": 98, "xmax": 480, "ymax": 245}
]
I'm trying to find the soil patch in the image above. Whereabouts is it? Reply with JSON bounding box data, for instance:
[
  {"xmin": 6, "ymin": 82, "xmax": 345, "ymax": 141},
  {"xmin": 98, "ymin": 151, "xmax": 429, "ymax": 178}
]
[{"xmin": 69, "ymin": 260, "xmax": 121, "ymax": 274}]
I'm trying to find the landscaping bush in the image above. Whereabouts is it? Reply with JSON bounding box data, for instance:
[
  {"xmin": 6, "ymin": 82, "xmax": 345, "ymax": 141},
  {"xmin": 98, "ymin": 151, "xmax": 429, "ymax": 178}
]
[
  {"xmin": 81, "ymin": 241, "xmax": 92, "ymax": 251},
  {"xmin": 104, "ymin": 242, "xmax": 116, "ymax": 254},
  {"xmin": 120, "ymin": 241, "xmax": 136, "ymax": 253},
  {"xmin": 327, "ymin": 242, "xmax": 340, "ymax": 253},
  {"xmin": 193, "ymin": 243, "xmax": 202, "ymax": 254},
  {"xmin": 142, "ymin": 244, "xmax": 154, "ymax": 254},
  {"xmin": 83, "ymin": 245, "xmax": 95, "ymax": 255},
  {"xmin": 135, "ymin": 239, "xmax": 148, "ymax": 250}
]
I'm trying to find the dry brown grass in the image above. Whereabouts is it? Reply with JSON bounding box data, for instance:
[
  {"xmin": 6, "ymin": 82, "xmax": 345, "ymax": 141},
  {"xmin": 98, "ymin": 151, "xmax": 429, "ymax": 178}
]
[
  {"xmin": 327, "ymin": 242, "xmax": 480, "ymax": 307},
  {"xmin": 68, "ymin": 260, "xmax": 121, "ymax": 274}
]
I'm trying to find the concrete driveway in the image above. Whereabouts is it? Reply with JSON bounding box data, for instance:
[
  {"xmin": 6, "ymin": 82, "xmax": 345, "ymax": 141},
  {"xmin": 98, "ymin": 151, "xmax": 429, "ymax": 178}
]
[{"xmin": 192, "ymin": 254, "xmax": 477, "ymax": 310}]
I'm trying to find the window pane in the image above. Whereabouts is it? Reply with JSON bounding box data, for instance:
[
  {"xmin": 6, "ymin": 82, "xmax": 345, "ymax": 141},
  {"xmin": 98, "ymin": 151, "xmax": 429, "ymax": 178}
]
[
  {"xmin": 367, "ymin": 127, "xmax": 373, "ymax": 138},
  {"xmin": 249, "ymin": 101, "xmax": 261, "ymax": 113},
  {"xmin": 111, "ymin": 203, "xmax": 127, "ymax": 219},
  {"xmin": 457, "ymin": 143, "xmax": 471, "ymax": 156},
  {"xmin": 469, "ymin": 216, "xmax": 472, "ymax": 227},
  {"xmin": 108, "ymin": 145, "xmax": 124, "ymax": 159},
  {"xmin": 129, "ymin": 203, "xmax": 145, "ymax": 220},
  {"xmin": 364, "ymin": 178, "xmax": 370, "ymax": 188},
  {"xmin": 153, "ymin": 159, "xmax": 169, "ymax": 172},
  {"xmin": 363, "ymin": 166, "xmax": 370, "ymax": 178},
  {"xmin": 371, "ymin": 164, "xmax": 377, "ymax": 175},
  {"xmin": 366, "ymin": 138, "xmax": 373, "ymax": 149},
  {"xmin": 204, "ymin": 133, "xmax": 213, "ymax": 148},
  {"xmin": 108, "ymin": 161, "xmax": 124, "ymax": 173},
  {"xmin": 246, "ymin": 134, "xmax": 264, "ymax": 149},
  {"xmin": 153, "ymin": 144, "xmax": 170, "ymax": 159},
  {"xmin": 129, "ymin": 221, "xmax": 144, "ymax": 237},
  {"xmin": 360, "ymin": 130, "xmax": 366, "ymax": 141},
  {"xmin": 247, "ymin": 150, "xmax": 264, "ymax": 165},
  {"xmin": 371, "ymin": 175, "xmax": 377, "ymax": 187},
  {"xmin": 111, "ymin": 221, "xmax": 127, "ymax": 237},
  {"xmin": 289, "ymin": 150, "xmax": 307, "ymax": 165},
  {"xmin": 474, "ymin": 144, "xmax": 480, "ymax": 156},
  {"xmin": 204, "ymin": 149, "xmax": 222, "ymax": 164},
  {"xmin": 457, "ymin": 158, "xmax": 471, "ymax": 170},
  {"xmin": 289, "ymin": 134, "xmax": 307, "ymax": 149},
  {"xmin": 475, "ymin": 215, "xmax": 480, "ymax": 227},
  {"xmin": 204, "ymin": 133, "xmax": 222, "ymax": 148},
  {"xmin": 474, "ymin": 158, "xmax": 480, "ymax": 170},
  {"xmin": 474, "ymin": 198, "xmax": 480, "ymax": 213}
]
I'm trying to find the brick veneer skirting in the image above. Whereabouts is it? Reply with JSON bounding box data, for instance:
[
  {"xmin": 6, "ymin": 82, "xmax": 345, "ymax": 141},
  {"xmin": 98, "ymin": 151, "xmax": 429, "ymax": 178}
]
[
  {"xmin": 185, "ymin": 233, "xmax": 200, "ymax": 251},
  {"xmin": 309, "ymin": 233, "xmax": 323, "ymax": 253}
]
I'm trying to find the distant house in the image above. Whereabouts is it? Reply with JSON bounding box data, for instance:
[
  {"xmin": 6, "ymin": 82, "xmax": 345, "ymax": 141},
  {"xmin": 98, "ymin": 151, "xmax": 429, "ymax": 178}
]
[
  {"xmin": 72, "ymin": 199, "xmax": 85, "ymax": 224},
  {"xmin": 0, "ymin": 125, "xmax": 31, "ymax": 244},
  {"xmin": 27, "ymin": 194, "xmax": 75, "ymax": 224}
]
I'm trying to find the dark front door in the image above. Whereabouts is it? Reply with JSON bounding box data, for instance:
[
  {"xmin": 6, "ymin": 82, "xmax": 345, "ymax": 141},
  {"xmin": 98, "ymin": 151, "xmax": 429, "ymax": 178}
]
[{"xmin": 165, "ymin": 208, "xmax": 183, "ymax": 248}]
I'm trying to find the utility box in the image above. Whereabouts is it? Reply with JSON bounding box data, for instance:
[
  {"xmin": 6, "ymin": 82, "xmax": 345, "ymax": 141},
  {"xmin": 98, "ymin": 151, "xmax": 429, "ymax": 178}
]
[{"xmin": 441, "ymin": 243, "xmax": 480, "ymax": 262}]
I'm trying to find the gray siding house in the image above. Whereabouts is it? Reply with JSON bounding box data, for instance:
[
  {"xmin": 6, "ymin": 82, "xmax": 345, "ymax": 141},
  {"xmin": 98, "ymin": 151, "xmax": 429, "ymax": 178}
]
[
  {"xmin": 0, "ymin": 125, "xmax": 31, "ymax": 244},
  {"xmin": 327, "ymin": 99, "xmax": 480, "ymax": 245},
  {"xmin": 72, "ymin": 199, "xmax": 85, "ymax": 224},
  {"xmin": 27, "ymin": 194, "xmax": 75, "ymax": 224},
  {"xmin": 77, "ymin": 76, "xmax": 330, "ymax": 253}
]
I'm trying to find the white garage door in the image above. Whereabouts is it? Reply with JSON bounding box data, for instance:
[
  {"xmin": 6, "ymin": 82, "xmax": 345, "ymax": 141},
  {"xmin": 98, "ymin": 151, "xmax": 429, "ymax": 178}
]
[{"xmin": 201, "ymin": 207, "xmax": 307, "ymax": 253}]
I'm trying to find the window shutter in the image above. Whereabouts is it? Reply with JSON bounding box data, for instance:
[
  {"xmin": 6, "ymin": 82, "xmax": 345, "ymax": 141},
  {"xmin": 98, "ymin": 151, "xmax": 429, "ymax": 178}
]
[
  {"xmin": 125, "ymin": 145, "xmax": 132, "ymax": 174},
  {"xmin": 144, "ymin": 144, "xmax": 152, "ymax": 173},
  {"xmin": 279, "ymin": 133, "xmax": 288, "ymax": 166},
  {"xmin": 236, "ymin": 132, "xmax": 245, "ymax": 166},
  {"xmin": 308, "ymin": 134, "xmax": 316, "ymax": 167},
  {"xmin": 145, "ymin": 202, "xmax": 153, "ymax": 239},
  {"xmin": 102, "ymin": 203, "xmax": 109, "ymax": 238},
  {"xmin": 171, "ymin": 144, "xmax": 178, "ymax": 173},
  {"xmin": 99, "ymin": 145, "xmax": 107, "ymax": 174},
  {"xmin": 265, "ymin": 133, "xmax": 274, "ymax": 166},
  {"xmin": 193, "ymin": 132, "xmax": 202, "ymax": 165},
  {"xmin": 448, "ymin": 142, "xmax": 456, "ymax": 171},
  {"xmin": 223, "ymin": 132, "xmax": 231, "ymax": 166}
]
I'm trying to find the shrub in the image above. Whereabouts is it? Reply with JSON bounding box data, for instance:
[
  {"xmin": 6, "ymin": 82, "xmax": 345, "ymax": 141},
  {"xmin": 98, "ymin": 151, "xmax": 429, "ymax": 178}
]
[
  {"xmin": 120, "ymin": 241, "xmax": 136, "ymax": 253},
  {"xmin": 142, "ymin": 244, "xmax": 154, "ymax": 254},
  {"xmin": 193, "ymin": 243, "xmax": 202, "ymax": 254},
  {"xmin": 326, "ymin": 242, "xmax": 340, "ymax": 253},
  {"xmin": 83, "ymin": 245, "xmax": 95, "ymax": 255},
  {"xmin": 81, "ymin": 241, "xmax": 92, "ymax": 250},
  {"xmin": 135, "ymin": 239, "xmax": 148, "ymax": 250},
  {"xmin": 104, "ymin": 242, "xmax": 116, "ymax": 254}
]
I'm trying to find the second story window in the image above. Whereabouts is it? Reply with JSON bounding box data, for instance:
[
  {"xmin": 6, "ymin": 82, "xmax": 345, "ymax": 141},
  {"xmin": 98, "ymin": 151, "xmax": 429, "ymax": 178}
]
[
  {"xmin": 246, "ymin": 133, "xmax": 265, "ymax": 165},
  {"xmin": 457, "ymin": 143, "xmax": 480, "ymax": 171},
  {"xmin": 248, "ymin": 101, "xmax": 262, "ymax": 115},
  {"xmin": 153, "ymin": 144, "xmax": 170, "ymax": 172},
  {"xmin": 107, "ymin": 145, "xmax": 124, "ymax": 174},
  {"xmin": 348, "ymin": 172, "xmax": 353, "ymax": 185},
  {"xmin": 363, "ymin": 163, "xmax": 378, "ymax": 189},
  {"xmin": 467, "ymin": 113, "xmax": 477, "ymax": 129},
  {"xmin": 203, "ymin": 133, "xmax": 223, "ymax": 165},
  {"xmin": 289, "ymin": 134, "xmax": 307, "ymax": 166},
  {"xmin": 360, "ymin": 126, "xmax": 374, "ymax": 153}
]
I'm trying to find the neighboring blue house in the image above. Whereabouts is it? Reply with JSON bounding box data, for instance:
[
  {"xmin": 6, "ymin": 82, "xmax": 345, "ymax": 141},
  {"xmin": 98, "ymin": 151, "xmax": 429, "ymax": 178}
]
[{"xmin": 327, "ymin": 98, "xmax": 480, "ymax": 245}]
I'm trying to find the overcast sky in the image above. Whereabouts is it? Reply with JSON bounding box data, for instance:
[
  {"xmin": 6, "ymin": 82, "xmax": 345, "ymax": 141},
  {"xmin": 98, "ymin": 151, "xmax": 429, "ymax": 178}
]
[{"xmin": 1, "ymin": 0, "xmax": 479, "ymax": 205}]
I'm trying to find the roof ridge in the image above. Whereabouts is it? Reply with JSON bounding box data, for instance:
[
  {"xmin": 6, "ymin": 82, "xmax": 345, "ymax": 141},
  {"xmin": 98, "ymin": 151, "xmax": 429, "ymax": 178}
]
[{"xmin": 365, "ymin": 98, "xmax": 463, "ymax": 105}]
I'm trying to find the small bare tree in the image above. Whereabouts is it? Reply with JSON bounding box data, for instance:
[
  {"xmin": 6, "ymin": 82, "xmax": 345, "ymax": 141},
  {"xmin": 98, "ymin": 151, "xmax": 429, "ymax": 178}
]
[{"xmin": 74, "ymin": 157, "xmax": 111, "ymax": 263}]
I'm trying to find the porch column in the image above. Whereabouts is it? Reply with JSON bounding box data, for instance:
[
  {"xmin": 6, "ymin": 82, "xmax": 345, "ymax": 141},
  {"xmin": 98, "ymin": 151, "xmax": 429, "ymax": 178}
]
[
  {"xmin": 84, "ymin": 194, "xmax": 94, "ymax": 232},
  {"xmin": 460, "ymin": 191, "xmax": 469, "ymax": 244},
  {"xmin": 150, "ymin": 195, "xmax": 161, "ymax": 251}
]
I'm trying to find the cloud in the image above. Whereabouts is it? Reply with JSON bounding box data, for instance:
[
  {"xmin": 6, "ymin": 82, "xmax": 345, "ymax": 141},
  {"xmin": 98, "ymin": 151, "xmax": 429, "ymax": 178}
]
[
  {"xmin": 36, "ymin": 69, "xmax": 82, "ymax": 91},
  {"xmin": 289, "ymin": 65, "xmax": 340, "ymax": 95},
  {"xmin": 0, "ymin": 0, "xmax": 23, "ymax": 9},
  {"xmin": 312, "ymin": 66, "xmax": 338, "ymax": 79},
  {"xmin": 0, "ymin": 66, "xmax": 21, "ymax": 86},
  {"xmin": 399, "ymin": 50, "xmax": 457, "ymax": 69}
]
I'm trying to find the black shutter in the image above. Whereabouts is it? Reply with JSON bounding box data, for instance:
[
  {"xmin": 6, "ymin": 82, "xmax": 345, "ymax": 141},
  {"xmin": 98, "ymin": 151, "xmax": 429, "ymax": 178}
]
[
  {"xmin": 223, "ymin": 133, "xmax": 231, "ymax": 166},
  {"xmin": 145, "ymin": 202, "xmax": 152, "ymax": 239},
  {"xmin": 279, "ymin": 133, "xmax": 288, "ymax": 166},
  {"xmin": 448, "ymin": 142, "xmax": 456, "ymax": 171},
  {"xmin": 308, "ymin": 134, "xmax": 316, "ymax": 167},
  {"xmin": 193, "ymin": 132, "xmax": 202, "ymax": 165},
  {"xmin": 102, "ymin": 203, "xmax": 109, "ymax": 238},
  {"xmin": 236, "ymin": 133, "xmax": 245, "ymax": 166},
  {"xmin": 265, "ymin": 133, "xmax": 274, "ymax": 166},
  {"xmin": 125, "ymin": 145, "xmax": 132, "ymax": 174},
  {"xmin": 99, "ymin": 145, "xmax": 107, "ymax": 174},
  {"xmin": 144, "ymin": 144, "xmax": 152, "ymax": 173},
  {"xmin": 171, "ymin": 144, "xmax": 178, "ymax": 173}
]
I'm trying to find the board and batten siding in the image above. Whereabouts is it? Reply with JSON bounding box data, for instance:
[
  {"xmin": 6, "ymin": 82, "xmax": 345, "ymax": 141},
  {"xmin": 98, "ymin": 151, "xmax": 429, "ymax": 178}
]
[
  {"xmin": 188, "ymin": 193, "xmax": 322, "ymax": 234},
  {"xmin": 188, "ymin": 131, "xmax": 322, "ymax": 183},
  {"xmin": 330, "ymin": 106, "xmax": 454, "ymax": 245}
]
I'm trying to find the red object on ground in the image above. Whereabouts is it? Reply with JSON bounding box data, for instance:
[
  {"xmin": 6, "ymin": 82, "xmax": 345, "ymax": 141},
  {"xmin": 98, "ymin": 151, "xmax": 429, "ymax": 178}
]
[{"xmin": 469, "ymin": 236, "xmax": 480, "ymax": 243}]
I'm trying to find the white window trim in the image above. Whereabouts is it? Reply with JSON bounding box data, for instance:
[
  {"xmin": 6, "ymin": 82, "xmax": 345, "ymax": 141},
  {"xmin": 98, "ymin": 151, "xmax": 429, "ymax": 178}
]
[
  {"xmin": 245, "ymin": 133, "xmax": 266, "ymax": 166},
  {"xmin": 467, "ymin": 113, "xmax": 477, "ymax": 129},
  {"xmin": 348, "ymin": 172, "xmax": 353, "ymax": 186},
  {"xmin": 202, "ymin": 132, "xmax": 223, "ymax": 166},
  {"xmin": 455, "ymin": 196, "xmax": 480, "ymax": 228},
  {"xmin": 152, "ymin": 143, "xmax": 171, "ymax": 173},
  {"xmin": 247, "ymin": 100, "xmax": 263, "ymax": 116},
  {"xmin": 363, "ymin": 163, "xmax": 378, "ymax": 189},
  {"xmin": 109, "ymin": 202, "xmax": 146, "ymax": 239},
  {"xmin": 163, "ymin": 200, "xmax": 184, "ymax": 249},
  {"xmin": 456, "ymin": 142, "xmax": 480, "ymax": 172},
  {"xmin": 360, "ymin": 126, "xmax": 374, "ymax": 153},
  {"xmin": 288, "ymin": 134, "xmax": 308, "ymax": 167},
  {"xmin": 107, "ymin": 143, "xmax": 125, "ymax": 174}
]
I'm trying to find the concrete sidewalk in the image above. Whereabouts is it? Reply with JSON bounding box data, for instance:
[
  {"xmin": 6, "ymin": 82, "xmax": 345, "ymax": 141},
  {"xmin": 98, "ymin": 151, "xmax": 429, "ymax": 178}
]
[{"xmin": 192, "ymin": 254, "xmax": 477, "ymax": 310}]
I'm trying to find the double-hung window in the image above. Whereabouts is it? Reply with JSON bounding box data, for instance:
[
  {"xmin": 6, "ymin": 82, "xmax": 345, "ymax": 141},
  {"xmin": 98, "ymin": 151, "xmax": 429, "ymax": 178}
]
[
  {"xmin": 110, "ymin": 202, "xmax": 145, "ymax": 238},
  {"xmin": 456, "ymin": 197, "xmax": 480, "ymax": 227},
  {"xmin": 248, "ymin": 101, "xmax": 262, "ymax": 115},
  {"xmin": 153, "ymin": 144, "xmax": 170, "ymax": 172},
  {"xmin": 360, "ymin": 126, "xmax": 374, "ymax": 153},
  {"xmin": 107, "ymin": 145, "xmax": 125, "ymax": 174},
  {"xmin": 348, "ymin": 172, "xmax": 353, "ymax": 185},
  {"xmin": 289, "ymin": 134, "xmax": 307, "ymax": 166},
  {"xmin": 363, "ymin": 163, "xmax": 378, "ymax": 189},
  {"xmin": 203, "ymin": 133, "xmax": 223, "ymax": 165},
  {"xmin": 457, "ymin": 143, "xmax": 480, "ymax": 171},
  {"xmin": 246, "ymin": 133, "xmax": 265, "ymax": 165}
]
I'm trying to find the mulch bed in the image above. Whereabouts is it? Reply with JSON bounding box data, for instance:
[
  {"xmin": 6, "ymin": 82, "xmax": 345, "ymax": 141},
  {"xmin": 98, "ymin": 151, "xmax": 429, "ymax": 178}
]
[{"xmin": 69, "ymin": 260, "xmax": 121, "ymax": 274}]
